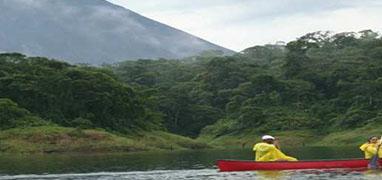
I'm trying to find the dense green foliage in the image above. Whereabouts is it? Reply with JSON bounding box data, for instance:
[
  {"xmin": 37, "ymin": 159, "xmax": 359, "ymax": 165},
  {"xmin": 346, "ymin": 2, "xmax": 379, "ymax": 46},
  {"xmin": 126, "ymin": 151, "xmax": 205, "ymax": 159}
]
[
  {"xmin": 112, "ymin": 30, "xmax": 382, "ymax": 137},
  {"xmin": 0, "ymin": 98, "xmax": 48, "ymax": 129},
  {"xmin": 0, "ymin": 54, "xmax": 161, "ymax": 133},
  {"xmin": 1, "ymin": 30, "xmax": 382, "ymax": 140}
]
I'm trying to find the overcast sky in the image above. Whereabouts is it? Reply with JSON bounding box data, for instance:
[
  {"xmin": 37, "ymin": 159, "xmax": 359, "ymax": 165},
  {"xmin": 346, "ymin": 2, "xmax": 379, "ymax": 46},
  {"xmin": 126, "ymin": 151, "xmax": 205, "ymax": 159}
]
[{"xmin": 107, "ymin": 0, "xmax": 382, "ymax": 51}]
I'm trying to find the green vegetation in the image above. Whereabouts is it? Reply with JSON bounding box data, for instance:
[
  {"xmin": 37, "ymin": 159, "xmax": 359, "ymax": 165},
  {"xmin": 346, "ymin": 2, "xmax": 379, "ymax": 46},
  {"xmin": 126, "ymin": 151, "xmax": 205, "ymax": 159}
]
[
  {"xmin": 112, "ymin": 30, "xmax": 382, "ymax": 141},
  {"xmin": 198, "ymin": 129, "xmax": 317, "ymax": 148},
  {"xmin": 1, "ymin": 30, "xmax": 382, "ymax": 153},
  {"xmin": 0, "ymin": 98, "xmax": 49, "ymax": 129},
  {"xmin": 314, "ymin": 123, "xmax": 382, "ymax": 146},
  {"xmin": 0, "ymin": 53, "xmax": 161, "ymax": 133},
  {"xmin": 0, "ymin": 126, "xmax": 209, "ymax": 153}
]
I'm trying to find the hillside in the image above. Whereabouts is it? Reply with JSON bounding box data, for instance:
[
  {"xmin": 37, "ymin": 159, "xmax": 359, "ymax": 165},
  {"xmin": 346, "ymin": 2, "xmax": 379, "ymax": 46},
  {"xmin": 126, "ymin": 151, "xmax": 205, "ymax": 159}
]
[
  {"xmin": 1, "ymin": 30, "xmax": 382, "ymax": 153},
  {"xmin": 0, "ymin": 0, "xmax": 234, "ymax": 65},
  {"xmin": 112, "ymin": 30, "xmax": 382, "ymax": 141},
  {"xmin": 0, "ymin": 126, "xmax": 209, "ymax": 153},
  {"xmin": 0, "ymin": 54, "xmax": 210, "ymax": 153}
]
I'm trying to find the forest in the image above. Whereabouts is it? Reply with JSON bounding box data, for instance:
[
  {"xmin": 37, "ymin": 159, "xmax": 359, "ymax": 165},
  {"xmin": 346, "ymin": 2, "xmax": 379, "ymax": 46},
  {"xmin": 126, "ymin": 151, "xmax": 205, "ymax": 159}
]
[{"xmin": 1, "ymin": 30, "xmax": 382, "ymax": 141}]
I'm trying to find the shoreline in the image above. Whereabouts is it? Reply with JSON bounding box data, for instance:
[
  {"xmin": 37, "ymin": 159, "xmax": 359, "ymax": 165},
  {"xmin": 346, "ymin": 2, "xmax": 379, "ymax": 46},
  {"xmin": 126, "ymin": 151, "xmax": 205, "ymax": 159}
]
[
  {"xmin": 0, "ymin": 126, "xmax": 210, "ymax": 154},
  {"xmin": 0, "ymin": 124, "xmax": 377, "ymax": 154}
]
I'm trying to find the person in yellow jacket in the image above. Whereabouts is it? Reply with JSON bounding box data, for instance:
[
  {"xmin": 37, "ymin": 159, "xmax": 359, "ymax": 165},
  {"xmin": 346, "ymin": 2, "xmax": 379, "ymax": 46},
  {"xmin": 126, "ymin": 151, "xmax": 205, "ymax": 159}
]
[
  {"xmin": 253, "ymin": 135, "xmax": 297, "ymax": 161},
  {"xmin": 359, "ymin": 136, "xmax": 382, "ymax": 159}
]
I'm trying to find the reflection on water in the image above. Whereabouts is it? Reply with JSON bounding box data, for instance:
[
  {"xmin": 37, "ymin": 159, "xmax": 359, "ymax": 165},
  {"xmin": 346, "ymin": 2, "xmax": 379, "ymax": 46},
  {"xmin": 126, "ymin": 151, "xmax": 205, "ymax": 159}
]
[
  {"xmin": 1, "ymin": 169, "xmax": 382, "ymax": 180},
  {"xmin": 0, "ymin": 147, "xmax": 381, "ymax": 179}
]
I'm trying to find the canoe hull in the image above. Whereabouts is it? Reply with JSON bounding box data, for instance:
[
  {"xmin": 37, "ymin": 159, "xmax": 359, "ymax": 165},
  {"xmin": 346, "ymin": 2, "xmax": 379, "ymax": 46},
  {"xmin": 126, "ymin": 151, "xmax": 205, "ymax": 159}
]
[{"xmin": 217, "ymin": 159, "xmax": 381, "ymax": 171}]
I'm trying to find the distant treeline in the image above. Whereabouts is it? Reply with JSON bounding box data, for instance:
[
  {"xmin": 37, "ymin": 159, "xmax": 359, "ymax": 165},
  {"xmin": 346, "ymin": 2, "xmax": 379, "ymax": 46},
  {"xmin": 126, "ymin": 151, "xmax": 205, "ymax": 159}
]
[
  {"xmin": 1, "ymin": 30, "xmax": 382, "ymax": 138},
  {"xmin": 112, "ymin": 30, "xmax": 382, "ymax": 137}
]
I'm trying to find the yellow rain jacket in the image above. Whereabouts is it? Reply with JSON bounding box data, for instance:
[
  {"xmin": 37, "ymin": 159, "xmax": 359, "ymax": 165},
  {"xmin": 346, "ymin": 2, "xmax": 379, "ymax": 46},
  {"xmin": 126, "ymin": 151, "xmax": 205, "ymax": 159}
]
[
  {"xmin": 253, "ymin": 142, "xmax": 297, "ymax": 161},
  {"xmin": 359, "ymin": 142, "xmax": 382, "ymax": 159}
]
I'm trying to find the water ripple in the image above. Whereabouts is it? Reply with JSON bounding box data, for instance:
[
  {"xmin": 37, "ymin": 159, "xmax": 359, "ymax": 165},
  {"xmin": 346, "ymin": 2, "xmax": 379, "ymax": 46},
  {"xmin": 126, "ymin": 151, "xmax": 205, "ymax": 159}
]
[{"xmin": 1, "ymin": 169, "xmax": 382, "ymax": 180}]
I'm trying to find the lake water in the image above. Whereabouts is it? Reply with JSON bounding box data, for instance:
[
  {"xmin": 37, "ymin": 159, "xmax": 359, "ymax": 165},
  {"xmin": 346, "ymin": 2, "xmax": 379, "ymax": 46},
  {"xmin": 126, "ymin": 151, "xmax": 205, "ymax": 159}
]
[{"xmin": 1, "ymin": 147, "xmax": 382, "ymax": 179}]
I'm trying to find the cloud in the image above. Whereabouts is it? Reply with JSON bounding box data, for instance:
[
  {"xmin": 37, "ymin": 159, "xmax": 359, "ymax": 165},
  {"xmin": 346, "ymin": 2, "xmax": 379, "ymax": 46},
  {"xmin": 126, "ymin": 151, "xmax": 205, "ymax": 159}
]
[{"xmin": 108, "ymin": 0, "xmax": 382, "ymax": 51}]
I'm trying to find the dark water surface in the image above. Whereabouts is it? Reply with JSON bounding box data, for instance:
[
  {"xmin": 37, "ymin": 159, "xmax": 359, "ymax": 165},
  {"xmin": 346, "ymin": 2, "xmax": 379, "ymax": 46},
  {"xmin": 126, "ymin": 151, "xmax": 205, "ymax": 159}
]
[{"xmin": 0, "ymin": 147, "xmax": 381, "ymax": 179}]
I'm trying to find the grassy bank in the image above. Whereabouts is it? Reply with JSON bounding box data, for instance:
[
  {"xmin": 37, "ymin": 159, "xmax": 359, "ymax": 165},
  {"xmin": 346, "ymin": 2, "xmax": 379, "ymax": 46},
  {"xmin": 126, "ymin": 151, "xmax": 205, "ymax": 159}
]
[
  {"xmin": 198, "ymin": 123, "xmax": 382, "ymax": 148},
  {"xmin": 0, "ymin": 126, "xmax": 210, "ymax": 153},
  {"xmin": 198, "ymin": 129, "xmax": 318, "ymax": 149},
  {"xmin": 313, "ymin": 123, "xmax": 382, "ymax": 146},
  {"xmin": 1, "ymin": 124, "xmax": 379, "ymax": 153}
]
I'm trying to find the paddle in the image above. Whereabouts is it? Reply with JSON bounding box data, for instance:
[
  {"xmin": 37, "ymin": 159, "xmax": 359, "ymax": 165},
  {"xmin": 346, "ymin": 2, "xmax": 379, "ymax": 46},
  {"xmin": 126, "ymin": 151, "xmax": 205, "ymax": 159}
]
[{"xmin": 369, "ymin": 136, "xmax": 382, "ymax": 169}]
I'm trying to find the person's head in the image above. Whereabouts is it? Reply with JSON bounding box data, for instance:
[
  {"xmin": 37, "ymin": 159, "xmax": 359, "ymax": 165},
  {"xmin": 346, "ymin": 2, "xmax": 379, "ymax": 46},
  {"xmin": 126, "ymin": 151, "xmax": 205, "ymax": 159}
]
[
  {"xmin": 368, "ymin": 136, "xmax": 379, "ymax": 144},
  {"xmin": 262, "ymin": 135, "xmax": 275, "ymax": 144}
]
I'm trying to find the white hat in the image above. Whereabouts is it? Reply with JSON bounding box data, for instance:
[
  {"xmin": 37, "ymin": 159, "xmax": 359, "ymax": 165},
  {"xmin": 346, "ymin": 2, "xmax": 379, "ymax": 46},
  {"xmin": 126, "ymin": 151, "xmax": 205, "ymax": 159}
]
[{"xmin": 262, "ymin": 135, "xmax": 275, "ymax": 140}]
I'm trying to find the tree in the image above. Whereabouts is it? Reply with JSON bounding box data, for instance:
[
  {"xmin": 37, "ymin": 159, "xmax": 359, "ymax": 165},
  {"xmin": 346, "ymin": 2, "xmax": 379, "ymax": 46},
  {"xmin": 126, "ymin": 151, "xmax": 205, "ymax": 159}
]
[{"xmin": 0, "ymin": 98, "xmax": 47, "ymax": 129}]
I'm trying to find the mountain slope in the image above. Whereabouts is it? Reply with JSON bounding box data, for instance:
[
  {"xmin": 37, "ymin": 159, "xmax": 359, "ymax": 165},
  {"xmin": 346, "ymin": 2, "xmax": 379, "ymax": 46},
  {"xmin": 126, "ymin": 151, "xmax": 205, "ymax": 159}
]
[{"xmin": 0, "ymin": 0, "xmax": 234, "ymax": 64}]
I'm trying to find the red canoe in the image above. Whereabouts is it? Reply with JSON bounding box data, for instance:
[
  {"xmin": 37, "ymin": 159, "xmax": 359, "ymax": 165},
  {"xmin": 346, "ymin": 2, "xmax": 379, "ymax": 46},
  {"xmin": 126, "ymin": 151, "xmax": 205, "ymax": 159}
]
[{"xmin": 217, "ymin": 159, "xmax": 381, "ymax": 171}]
